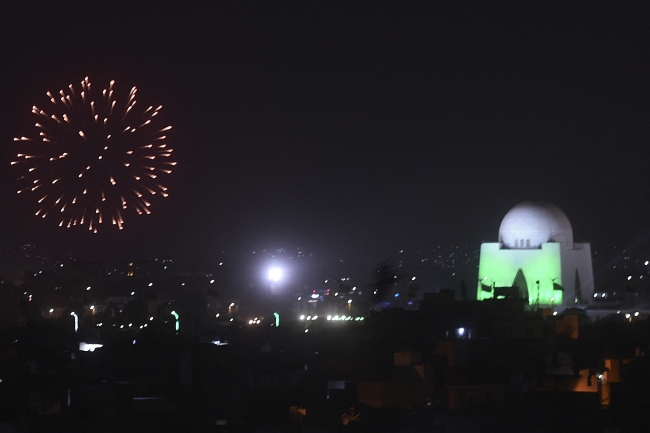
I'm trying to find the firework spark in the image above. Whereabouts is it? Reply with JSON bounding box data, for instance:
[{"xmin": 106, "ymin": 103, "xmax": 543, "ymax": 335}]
[{"xmin": 13, "ymin": 77, "xmax": 176, "ymax": 232}]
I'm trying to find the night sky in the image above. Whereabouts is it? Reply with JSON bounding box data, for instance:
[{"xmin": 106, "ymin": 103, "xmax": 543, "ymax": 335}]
[{"xmin": 1, "ymin": 2, "xmax": 649, "ymax": 278}]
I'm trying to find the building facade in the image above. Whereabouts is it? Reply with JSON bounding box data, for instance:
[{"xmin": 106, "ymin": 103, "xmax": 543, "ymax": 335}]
[{"xmin": 477, "ymin": 202, "xmax": 594, "ymax": 308}]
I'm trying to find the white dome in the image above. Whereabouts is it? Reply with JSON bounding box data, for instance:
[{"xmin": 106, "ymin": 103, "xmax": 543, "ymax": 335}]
[{"xmin": 498, "ymin": 202, "xmax": 573, "ymax": 249}]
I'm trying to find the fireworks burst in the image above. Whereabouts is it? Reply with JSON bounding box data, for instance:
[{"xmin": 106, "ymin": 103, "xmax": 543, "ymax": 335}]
[{"xmin": 12, "ymin": 77, "xmax": 176, "ymax": 233}]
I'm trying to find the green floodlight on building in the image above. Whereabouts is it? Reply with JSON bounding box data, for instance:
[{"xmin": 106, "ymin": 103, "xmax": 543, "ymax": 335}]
[
  {"xmin": 477, "ymin": 243, "xmax": 562, "ymax": 306},
  {"xmin": 273, "ymin": 312, "xmax": 280, "ymax": 327},
  {"xmin": 171, "ymin": 310, "xmax": 179, "ymax": 333}
]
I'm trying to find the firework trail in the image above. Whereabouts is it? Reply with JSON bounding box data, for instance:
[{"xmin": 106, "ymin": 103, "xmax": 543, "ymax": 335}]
[{"xmin": 13, "ymin": 77, "xmax": 176, "ymax": 233}]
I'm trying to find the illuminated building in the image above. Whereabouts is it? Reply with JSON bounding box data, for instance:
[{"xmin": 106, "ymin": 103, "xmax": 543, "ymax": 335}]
[{"xmin": 477, "ymin": 202, "xmax": 594, "ymax": 307}]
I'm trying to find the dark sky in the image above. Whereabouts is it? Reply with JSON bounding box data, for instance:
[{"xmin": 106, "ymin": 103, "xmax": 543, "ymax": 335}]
[{"xmin": 1, "ymin": 1, "xmax": 649, "ymax": 275}]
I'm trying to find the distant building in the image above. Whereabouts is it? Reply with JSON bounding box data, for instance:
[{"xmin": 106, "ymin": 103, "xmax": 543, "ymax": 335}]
[{"xmin": 477, "ymin": 202, "xmax": 594, "ymax": 308}]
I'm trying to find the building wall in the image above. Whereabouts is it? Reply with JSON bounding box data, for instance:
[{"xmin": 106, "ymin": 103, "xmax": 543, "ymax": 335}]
[
  {"xmin": 477, "ymin": 243, "xmax": 562, "ymax": 306},
  {"xmin": 560, "ymin": 243, "xmax": 595, "ymax": 305},
  {"xmin": 531, "ymin": 369, "xmax": 598, "ymax": 393},
  {"xmin": 477, "ymin": 242, "xmax": 594, "ymax": 307},
  {"xmin": 447, "ymin": 385, "xmax": 507, "ymax": 409},
  {"xmin": 357, "ymin": 382, "xmax": 427, "ymax": 408}
]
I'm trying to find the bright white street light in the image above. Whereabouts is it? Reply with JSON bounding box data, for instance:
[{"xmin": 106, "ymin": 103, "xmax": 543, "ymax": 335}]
[
  {"xmin": 268, "ymin": 267, "xmax": 283, "ymax": 282},
  {"xmin": 70, "ymin": 312, "xmax": 79, "ymax": 333}
]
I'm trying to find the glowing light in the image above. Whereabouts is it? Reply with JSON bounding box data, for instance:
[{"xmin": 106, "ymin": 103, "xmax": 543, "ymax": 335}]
[
  {"xmin": 171, "ymin": 310, "xmax": 179, "ymax": 333},
  {"xmin": 70, "ymin": 312, "xmax": 78, "ymax": 333},
  {"xmin": 79, "ymin": 342, "xmax": 103, "ymax": 352},
  {"xmin": 268, "ymin": 267, "xmax": 283, "ymax": 282}
]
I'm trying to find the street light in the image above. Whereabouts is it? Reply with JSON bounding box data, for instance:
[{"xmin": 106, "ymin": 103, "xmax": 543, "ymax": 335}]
[
  {"xmin": 70, "ymin": 312, "xmax": 78, "ymax": 333},
  {"xmin": 268, "ymin": 267, "xmax": 283, "ymax": 283},
  {"xmin": 170, "ymin": 310, "xmax": 179, "ymax": 334}
]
